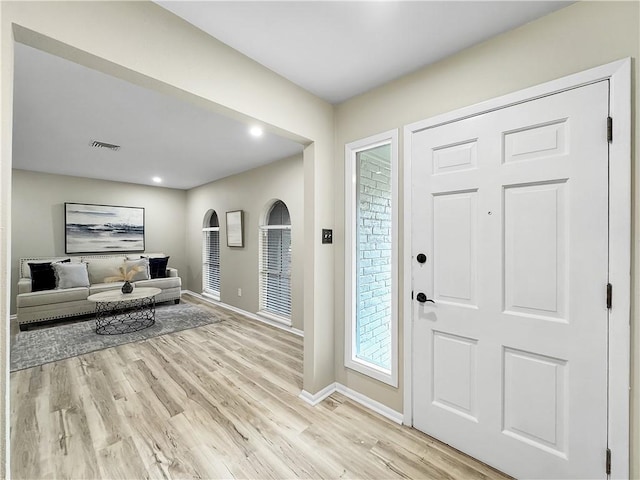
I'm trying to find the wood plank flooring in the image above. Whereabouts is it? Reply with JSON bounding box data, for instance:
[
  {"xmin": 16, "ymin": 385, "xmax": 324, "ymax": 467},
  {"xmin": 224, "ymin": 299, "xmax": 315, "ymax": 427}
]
[{"xmin": 11, "ymin": 296, "xmax": 510, "ymax": 479}]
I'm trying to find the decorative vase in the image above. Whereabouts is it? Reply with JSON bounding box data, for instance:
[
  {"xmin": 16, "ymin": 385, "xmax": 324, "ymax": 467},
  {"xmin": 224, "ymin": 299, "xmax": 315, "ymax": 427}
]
[{"xmin": 121, "ymin": 280, "xmax": 134, "ymax": 294}]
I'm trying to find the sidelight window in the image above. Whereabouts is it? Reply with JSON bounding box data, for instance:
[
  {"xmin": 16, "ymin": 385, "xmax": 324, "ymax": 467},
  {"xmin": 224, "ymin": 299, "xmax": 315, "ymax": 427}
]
[{"xmin": 345, "ymin": 130, "xmax": 398, "ymax": 387}]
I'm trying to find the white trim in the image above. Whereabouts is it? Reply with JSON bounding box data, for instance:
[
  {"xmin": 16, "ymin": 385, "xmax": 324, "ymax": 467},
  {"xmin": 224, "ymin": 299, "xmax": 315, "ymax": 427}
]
[
  {"xmin": 183, "ymin": 290, "xmax": 303, "ymax": 337},
  {"xmin": 402, "ymin": 58, "xmax": 631, "ymax": 477},
  {"xmin": 256, "ymin": 310, "xmax": 292, "ymax": 327},
  {"xmin": 405, "ymin": 59, "xmax": 630, "ymax": 135},
  {"xmin": 606, "ymin": 59, "xmax": 631, "ymax": 480},
  {"xmin": 201, "ymin": 291, "xmax": 220, "ymax": 302},
  {"xmin": 299, "ymin": 383, "xmax": 336, "ymax": 406},
  {"xmin": 344, "ymin": 129, "xmax": 399, "ymax": 388},
  {"xmin": 299, "ymin": 382, "xmax": 403, "ymax": 424},
  {"xmin": 402, "ymin": 123, "xmax": 414, "ymax": 426},
  {"xmin": 335, "ymin": 383, "xmax": 403, "ymax": 424}
]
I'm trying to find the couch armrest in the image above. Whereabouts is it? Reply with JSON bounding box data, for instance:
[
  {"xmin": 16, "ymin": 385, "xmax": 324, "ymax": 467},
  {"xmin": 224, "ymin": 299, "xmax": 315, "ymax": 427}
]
[
  {"xmin": 167, "ymin": 267, "xmax": 178, "ymax": 278},
  {"xmin": 18, "ymin": 278, "xmax": 32, "ymax": 294}
]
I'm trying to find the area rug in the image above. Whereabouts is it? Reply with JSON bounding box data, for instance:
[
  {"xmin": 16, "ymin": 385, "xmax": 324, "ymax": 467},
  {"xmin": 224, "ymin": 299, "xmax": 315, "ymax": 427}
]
[{"xmin": 10, "ymin": 303, "xmax": 220, "ymax": 372}]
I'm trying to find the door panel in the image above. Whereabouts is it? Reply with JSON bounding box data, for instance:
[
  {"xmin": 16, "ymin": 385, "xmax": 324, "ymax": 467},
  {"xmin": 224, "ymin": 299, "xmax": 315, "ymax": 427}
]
[
  {"xmin": 433, "ymin": 140, "xmax": 478, "ymax": 173},
  {"xmin": 433, "ymin": 191, "xmax": 478, "ymax": 306},
  {"xmin": 432, "ymin": 331, "xmax": 478, "ymax": 421},
  {"xmin": 503, "ymin": 119, "xmax": 567, "ymax": 163},
  {"xmin": 502, "ymin": 347, "xmax": 567, "ymax": 455},
  {"xmin": 411, "ymin": 81, "xmax": 609, "ymax": 479},
  {"xmin": 504, "ymin": 181, "xmax": 567, "ymax": 319}
]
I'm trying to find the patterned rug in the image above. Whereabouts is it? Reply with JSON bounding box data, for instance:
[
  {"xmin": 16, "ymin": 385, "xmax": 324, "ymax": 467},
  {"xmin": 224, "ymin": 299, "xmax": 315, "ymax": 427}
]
[{"xmin": 10, "ymin": 302, "xmax": 220, "ymax": 372}]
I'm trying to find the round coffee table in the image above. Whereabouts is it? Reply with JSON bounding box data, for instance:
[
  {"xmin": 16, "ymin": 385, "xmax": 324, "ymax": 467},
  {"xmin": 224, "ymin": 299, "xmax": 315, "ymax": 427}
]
[{"xmin": 88, "ymin": 287, "xmax": 161, "ymax": 335}]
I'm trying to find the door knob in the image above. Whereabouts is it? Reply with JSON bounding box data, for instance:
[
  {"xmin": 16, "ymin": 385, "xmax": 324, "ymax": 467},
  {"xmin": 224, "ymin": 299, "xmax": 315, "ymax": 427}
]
[
  {"xmin": 416, "ymin": 292, "xmax": 435, "ymax": 303},
  {"xmin": 417, "ymin": 253, "xmax": 427, "ymax": 264}
]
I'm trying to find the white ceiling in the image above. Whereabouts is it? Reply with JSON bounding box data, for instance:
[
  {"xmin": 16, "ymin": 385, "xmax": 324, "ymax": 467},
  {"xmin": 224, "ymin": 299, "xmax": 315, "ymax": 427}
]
[
  {"xmin": 12, "ymin": 1, "xmax": 572, "ymax": 190},
  {"xmin": 158, "ymin": 1, "xmax": 572, "ymax": 104},
  {"xmin": 12, "ymin": 43, "xmax": 303, "ymax": 190}
]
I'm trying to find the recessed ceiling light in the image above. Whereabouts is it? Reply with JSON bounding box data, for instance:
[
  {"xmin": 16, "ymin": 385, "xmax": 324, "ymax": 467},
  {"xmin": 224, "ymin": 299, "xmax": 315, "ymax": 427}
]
[
  {"xmin": 249, "ymin": 126, "xmax": 263, "ymax": 137},
  {"xmin": 152, "ymin": 176, "xmax": 162, "ymax": 183}
]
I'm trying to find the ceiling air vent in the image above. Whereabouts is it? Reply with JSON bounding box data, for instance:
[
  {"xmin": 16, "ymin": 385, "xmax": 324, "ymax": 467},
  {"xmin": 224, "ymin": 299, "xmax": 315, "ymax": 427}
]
[{"xmin": 90, "ymin": 140, "xmax": 120, "ymax": 151}]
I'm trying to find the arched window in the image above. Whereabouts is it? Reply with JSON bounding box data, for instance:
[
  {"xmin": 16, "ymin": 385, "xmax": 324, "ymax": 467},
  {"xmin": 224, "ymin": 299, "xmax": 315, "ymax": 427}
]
[
  {"xmin": 202, "ymin": 210, "xmax": 220, "ymax": 299},
  {"xmin": 259, "ymin": 200, "xmax": 292, "ymax": 322}
]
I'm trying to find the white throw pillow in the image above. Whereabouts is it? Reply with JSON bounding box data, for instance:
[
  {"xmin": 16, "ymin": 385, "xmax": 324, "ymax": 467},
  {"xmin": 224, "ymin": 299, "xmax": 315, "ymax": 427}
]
[
  {"xmin": 124, "ymin": 258, "xmax": 150, "ymax": 281},
  {"xmin": 53, "ymin": 262, "xmax": 90, "ymax": 289},
  {"xmin": 84, "ymin": 257, "xmax": 126, "ymax": 284}
]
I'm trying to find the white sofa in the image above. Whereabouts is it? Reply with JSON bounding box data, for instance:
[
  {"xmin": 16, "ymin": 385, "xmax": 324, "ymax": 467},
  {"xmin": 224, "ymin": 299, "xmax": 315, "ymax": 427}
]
[{"xmin": 16, "ymin": 253, "xmax": 181, "ymax": 330}]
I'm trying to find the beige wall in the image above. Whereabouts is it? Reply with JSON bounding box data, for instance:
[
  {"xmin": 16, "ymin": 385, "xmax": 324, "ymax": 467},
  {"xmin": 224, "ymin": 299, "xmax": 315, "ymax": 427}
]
[
  {"xmin": 334, "ymin": 1, "xmax": 639, "ymax": 476},
  {"xmin": 186, "ymin": 154, "xmax": 304, "ymax": 331},
  {"xmin": 10, "ymin": 169, "xmax": 187, "ymax": 314},
  {"xmin": 1, "ymin": 1, "xmax": 336, "ymax": 475},
  {"xmin": 2, "ymin": 0, "xmax": 638, "ymax": 477}
]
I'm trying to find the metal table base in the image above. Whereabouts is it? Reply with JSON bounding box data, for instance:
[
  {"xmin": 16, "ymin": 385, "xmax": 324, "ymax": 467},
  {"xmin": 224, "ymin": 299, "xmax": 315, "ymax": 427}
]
[{"xmin": 94, "ymin": 296, "xmax": 156, "ymax": 335}]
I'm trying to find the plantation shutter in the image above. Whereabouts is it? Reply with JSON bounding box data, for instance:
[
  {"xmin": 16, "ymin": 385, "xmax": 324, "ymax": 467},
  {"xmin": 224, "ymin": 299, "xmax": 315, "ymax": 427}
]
[
  {"xmin": 259, "ymin": 225, "xmax": 292, "ymax": 318},
  {"xmin": 203, "ymin": 228, "xmax": 220, "ymax": 294},
  {"xmin": 202, "ymin": 211, "xmax": 220, "ymax": 296}
]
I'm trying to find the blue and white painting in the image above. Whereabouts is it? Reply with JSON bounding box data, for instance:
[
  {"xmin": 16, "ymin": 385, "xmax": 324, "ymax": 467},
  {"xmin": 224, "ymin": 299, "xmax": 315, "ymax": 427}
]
[{"xmin": 65, "ymin": 203, "xmax": 145, "ymax": 254}]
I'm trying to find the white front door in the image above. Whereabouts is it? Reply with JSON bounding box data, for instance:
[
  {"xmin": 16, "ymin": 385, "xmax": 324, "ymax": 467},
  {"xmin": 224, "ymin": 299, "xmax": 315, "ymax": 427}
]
[{"xmin": 411, "ymin": 81, "xmax": 610, "ymax": 479}]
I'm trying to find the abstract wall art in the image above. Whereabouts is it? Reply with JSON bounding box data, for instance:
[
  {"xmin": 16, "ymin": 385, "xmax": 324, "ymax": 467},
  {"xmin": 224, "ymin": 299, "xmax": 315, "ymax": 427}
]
[{"xmin": 65, "ymin": 202, "xmax": 145, "ymax": 254}]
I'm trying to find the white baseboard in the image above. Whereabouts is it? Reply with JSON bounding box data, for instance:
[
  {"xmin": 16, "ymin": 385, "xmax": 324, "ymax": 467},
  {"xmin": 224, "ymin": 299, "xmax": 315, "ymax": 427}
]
[
  {"xmin": 335, "ymin": 383, "xmax": 403, "ymax": 424},
  {"xmin": 182, "ymin": 290, "xmax": 304, "ymax": 337},
  {"xmin": 299, "ymin": 383, "xmax": 337, "ymax": 406},
  {"xmin": 299, "ymin": 382, "xmax": 403, "ymax": 425}
]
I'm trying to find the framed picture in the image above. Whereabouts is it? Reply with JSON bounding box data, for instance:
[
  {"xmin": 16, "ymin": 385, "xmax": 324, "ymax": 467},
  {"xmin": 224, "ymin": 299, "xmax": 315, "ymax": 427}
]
[
  {"xmin": 226, "ymin": 210, "xmax": 244, "ymax": 247},
  {"xmin": 65, "ymin": 202, "xmax": 145, "ymax": 254}
]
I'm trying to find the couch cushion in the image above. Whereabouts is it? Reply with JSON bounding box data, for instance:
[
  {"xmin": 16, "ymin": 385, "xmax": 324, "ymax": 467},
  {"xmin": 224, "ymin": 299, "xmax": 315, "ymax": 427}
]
[
  {"xmin": 29, "ymin": 259, "xmax": 71, "ymax": 292},
  {"xmin": 17, "ymin": 287, "xmax": 88, "ymax": 307},
  {"xmin": 53, "ymin": 262, "xmax": 90, "ymax": 289},
  {"xmin": 84, "ymin": 257, "xmax": 126, "ymax": 284},
  {"xmin": 135, "ymin": 276, "xmax": 181, "ymax": 290},
  {"xmin": 89, "ymin": 282, "xmax": 124, "ymax": 295},
  {"xmin": 124, "ymin": 258, "xmax": 150, "ymax": 281}
]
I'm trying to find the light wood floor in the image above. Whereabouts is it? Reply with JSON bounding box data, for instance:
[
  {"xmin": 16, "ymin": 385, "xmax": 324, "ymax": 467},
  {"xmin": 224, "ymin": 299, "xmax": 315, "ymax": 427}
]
[{"xmin": 11, "ymin": 296, "xmax": 510, "ymax": 479}]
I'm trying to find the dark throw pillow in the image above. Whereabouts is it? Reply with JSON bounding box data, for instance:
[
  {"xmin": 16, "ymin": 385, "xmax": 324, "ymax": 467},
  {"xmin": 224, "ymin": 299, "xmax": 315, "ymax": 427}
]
[
  {"xmin": 147, "ymin": 256, "xmax": 170, "ymax": 279},
  {"xmin": 29, "ymin": 259, "xmax": 70, "ymax": 292}
]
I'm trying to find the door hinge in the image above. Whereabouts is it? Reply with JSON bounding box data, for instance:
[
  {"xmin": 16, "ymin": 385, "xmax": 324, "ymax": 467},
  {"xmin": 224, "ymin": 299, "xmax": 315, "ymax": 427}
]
[
  {"xmin": 606, "ymin": 283, "xmax": 612, "ymax": 309},
  {"xmin": 607, "ymin": 116, "xmax": 613, "ymax": 143},
  {"xmin": 606, "ymin": 448, "xmax": 611, "ymax": 475}
]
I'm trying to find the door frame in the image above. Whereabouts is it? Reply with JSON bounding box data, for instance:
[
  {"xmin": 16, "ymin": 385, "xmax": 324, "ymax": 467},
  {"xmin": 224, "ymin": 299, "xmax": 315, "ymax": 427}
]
[{"xmin": 402, "ymin": 58, "xmax": 631, "ymax": 477}]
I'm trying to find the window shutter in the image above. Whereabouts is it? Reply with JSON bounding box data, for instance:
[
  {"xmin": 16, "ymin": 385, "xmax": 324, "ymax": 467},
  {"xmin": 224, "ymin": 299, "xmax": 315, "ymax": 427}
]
[
  {"xmin": 259, "ymin": 226, "xmax": 291, "ymax": 317},
  {"xmin": 203, "ymin": 227, "xmax": 220, "ymax": 295}
]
